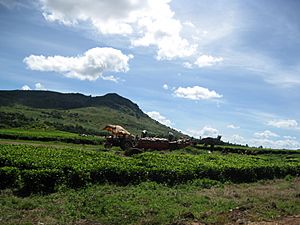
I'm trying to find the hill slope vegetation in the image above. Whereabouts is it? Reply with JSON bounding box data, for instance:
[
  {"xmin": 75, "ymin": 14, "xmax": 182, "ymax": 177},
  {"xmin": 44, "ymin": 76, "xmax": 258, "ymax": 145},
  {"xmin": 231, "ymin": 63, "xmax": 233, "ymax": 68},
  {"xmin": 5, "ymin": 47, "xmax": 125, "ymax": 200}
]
[{"xmin": 0, "ymin": 90, "xmax": 181, "ymax": 136}]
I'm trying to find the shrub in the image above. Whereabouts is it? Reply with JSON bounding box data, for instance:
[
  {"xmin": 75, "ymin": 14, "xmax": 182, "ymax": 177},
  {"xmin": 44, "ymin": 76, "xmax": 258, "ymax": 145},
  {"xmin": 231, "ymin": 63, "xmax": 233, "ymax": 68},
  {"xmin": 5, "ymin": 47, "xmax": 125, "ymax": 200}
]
[{"xmin": 0, "ymin": 166, "xmax": 20, "ymax": 189}]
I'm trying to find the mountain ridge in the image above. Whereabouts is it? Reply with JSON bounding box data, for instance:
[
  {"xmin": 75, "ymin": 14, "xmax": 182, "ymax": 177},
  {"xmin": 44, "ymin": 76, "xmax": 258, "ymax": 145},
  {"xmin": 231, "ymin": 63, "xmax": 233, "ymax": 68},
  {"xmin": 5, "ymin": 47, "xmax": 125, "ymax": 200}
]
[
  {"xmin": 0, "ymin": 90, "xmax": 145, "ymax": 117},
  {"xmin": 0, "ymin": 90, "xmax": 183, "ymax": 137}
]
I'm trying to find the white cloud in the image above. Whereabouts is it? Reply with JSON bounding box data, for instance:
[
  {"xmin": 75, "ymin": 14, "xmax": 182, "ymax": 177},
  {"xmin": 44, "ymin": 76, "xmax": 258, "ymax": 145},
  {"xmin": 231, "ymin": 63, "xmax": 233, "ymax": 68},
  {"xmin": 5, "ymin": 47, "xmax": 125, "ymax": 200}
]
[
  {"xmin": 227, "ymin": 48, "xmax": 300, "ymax": 87},
  {"xmin": 251, "ymin": 138, "xmax": 300, "ymax": 150},
  {"xmin": 163, "ymin": 84, "xmax": 169, "ymax": 90},
  {"xmin": 225, "ymin": 134, "xmax": 300, "ymax": 150},
  {"xmin": 41, "ymin": 0, "xmax": 148, "ymax": 34},
  {"xmin": 183, "ymin": 62, "xmax": 193, "ymax": 69},
  {"xmin": 0, "ymin": 0, "xmax": 28, "ymax": 9},
  {"xmin": 20, "ymin": 85, "xmax": 31, "ymax": 90},
  {"xmin": 35, "ymin": 83, "xmax": 46, "ymax": 90},
  {"xmin": 131, "ymin": 0, "xmax": 197, "ymax": 60},
  {"xmin": 183, "ymin": 21, "xmax": 195, "ymax": 28},
  {"xmin": 174, "ymin": 86, "xmax": 222, "ymax": 100},
  {"xmin": 267, "ymin": 119, "xmax": 298, "ymax": 129},
  {"xmin": 40, "ymin": 0, "xmax": 197, "ymax": 60},
  {"xmin": 228, "ymin": 134, "xmax": 246, "ymax": 144},
  {"xmin": 194, "ymin": 55, "xmax": 224, "ymax": 68},
  {"xmin": 146, "ymin": 111, "xmax": 172, "ymax": 127},
  {"xmin": 101, "ymin": 75, "xmax": 119, "ymax": 83},
  {"xmin": 24, "ymin": 47, "xmax": 133, "ymax": 81},
  {"xmin": 254, "ymin": 130, "xmax": 279, "ymax": 139},
  {"xmin": 227, "ymin": 124, "xmax": 240, "ymax": 129},
  {"xmin": 283, "ymin": 136, "xmax": 296, "ymax": 140},
  {"xmin": 186, "ymin": 126, "xmax": 219, "ymax": 138},
  {"xmin": 154, "ymin": 36, "xmax": 197, "ymax": 60}
]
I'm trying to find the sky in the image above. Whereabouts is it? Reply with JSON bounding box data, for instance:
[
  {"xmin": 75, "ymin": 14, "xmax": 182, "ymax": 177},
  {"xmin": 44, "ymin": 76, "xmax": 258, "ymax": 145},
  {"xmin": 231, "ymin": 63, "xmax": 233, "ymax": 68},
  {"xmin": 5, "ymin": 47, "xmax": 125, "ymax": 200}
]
[{"xmin": 1, "ymin": 0, "xmax": 300, "ymax": 149}]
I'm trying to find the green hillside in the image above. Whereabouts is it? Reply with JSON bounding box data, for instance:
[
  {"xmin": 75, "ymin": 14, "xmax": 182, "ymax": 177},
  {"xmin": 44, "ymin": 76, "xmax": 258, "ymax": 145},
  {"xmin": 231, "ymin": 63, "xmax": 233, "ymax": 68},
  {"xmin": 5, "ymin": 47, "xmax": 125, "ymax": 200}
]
[{"xmin": 0, "ymin": 90, "xmax": 182, "ymax": 137}]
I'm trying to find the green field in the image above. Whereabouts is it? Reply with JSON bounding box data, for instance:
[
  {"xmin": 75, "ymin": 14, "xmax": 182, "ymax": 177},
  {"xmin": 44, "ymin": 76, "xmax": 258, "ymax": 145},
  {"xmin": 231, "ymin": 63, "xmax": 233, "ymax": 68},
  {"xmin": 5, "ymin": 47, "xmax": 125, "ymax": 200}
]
[
  {"xmin": 0, "ymin": 103, "xmax": 182, "ymax": 137},
  {"xmin": 0, "ymin": 128, "xmax": 299, "ymax": 224},
  {"xmin": 1, "ymin": 143, "xmax": 299, "ymax": 193},
  {"xmin": 0, "ymin": 128, "xmax": 105, "ymax": 145},
  {"xmin": 1, "ymin": 178, "xmax": 299, "ymax": 225}
]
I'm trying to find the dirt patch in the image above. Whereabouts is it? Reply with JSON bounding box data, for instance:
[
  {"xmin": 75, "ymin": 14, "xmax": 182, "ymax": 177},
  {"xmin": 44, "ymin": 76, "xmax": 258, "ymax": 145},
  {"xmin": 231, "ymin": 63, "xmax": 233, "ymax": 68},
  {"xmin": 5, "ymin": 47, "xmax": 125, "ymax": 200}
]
[
  {"xmin": 247, "ymin": 215, "xmax": 300, "ymax": 225},
  {"xmin": 199, "ymin": 179, "xmax": 300, "ymax": 201},
  {"xmin": 181, "ymin": 215, "xmax": 300, "ymax": 225},
  {"xmin": 72, "ymin": 219, "xmax": 104, "ymax": 225}
]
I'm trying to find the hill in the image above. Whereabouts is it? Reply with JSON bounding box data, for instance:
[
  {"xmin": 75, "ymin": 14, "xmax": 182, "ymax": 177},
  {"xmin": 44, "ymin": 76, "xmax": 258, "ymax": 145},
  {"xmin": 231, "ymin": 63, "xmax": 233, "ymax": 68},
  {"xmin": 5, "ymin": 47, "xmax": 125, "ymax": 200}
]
[{"xmin": 0, "ymin": 90, "xmax": 182, "ymax": 137}]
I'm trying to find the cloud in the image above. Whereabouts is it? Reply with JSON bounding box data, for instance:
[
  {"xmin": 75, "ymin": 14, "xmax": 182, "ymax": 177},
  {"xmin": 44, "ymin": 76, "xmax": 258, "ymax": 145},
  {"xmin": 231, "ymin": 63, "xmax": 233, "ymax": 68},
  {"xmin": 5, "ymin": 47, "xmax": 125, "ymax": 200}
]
[
  {"xmin": 283, "ymin": 136, "xmax": 296, "ymax": 140},
  {"xmin": 228, "ymin": 134, "xmax": 246, "ymax": 144},
  {"xmin": 24, "ymin": 47, "xmax": 133, "ymax": 81},
  {"xmin": 129, "ymin": 0, "xmax": 198, "ymax": 60},
  {"xmin": 20, "ymin": 85, "xmax": 31, "ymax": 90},
  {"xmin": 35, "ymin": 83, "xmax": 46, "ymax": 90},
  {"xmin": 40, "ymin": 0, "xmax": 148, "ymax": 33},
  {"xmin": 224, "ymin": 49, "xmax": 300, "ymax": 87},
  {"xmin": 101, "ymin": 75, "xmax": 119, "ymax": 83},
  {"xmin": 251, "ymin": 138, "xmax": 300, "ymax": 150},
  {"xmin": 225, "ymin": 134, "xmax": 300, "ymax": 150},
  {"xmin": 183, "ymin": 62, "xmax": 193, "ymax": 69},
  {"xmin": 254, "ymin": 130, "xmax": 279, "ymax": 139},
  {"xmin": 186, "ymin": 53, "xmax": 227, "ymax": 70},
  {"xmin": 174, "ymin": 86, "xmax": 222, "ymax": 100},
  {"xmin": 146, "ymin": 111, "xmax": 172, "ymax": 127},
  {"xmin": 194, "ymin": 55, "xmax": 224, "ymax": 68},
  {"xmin": 39, "ymin": 0, "xmax": 197, "ymax": 60},
  {"xmin": 0, "ymin": 0, "xmax": 28, "ymax": 9},
  {"xmin": 267, "ymin": 119, "xmax": 298, "ymax": 129},
  {"xmin": 183, "ymin": 21, "xmax": 195, "ymax": 28},
  {"xmin": 186, "ymin": 126, "xmax": 219, "ymax": 138},
  {"xmin": 227, "ymin": 124, "xmax": 240, "ymax": 129},
  {"xmin": 163, "ymin": 84, "xmax": 169, "ymax": 90}
]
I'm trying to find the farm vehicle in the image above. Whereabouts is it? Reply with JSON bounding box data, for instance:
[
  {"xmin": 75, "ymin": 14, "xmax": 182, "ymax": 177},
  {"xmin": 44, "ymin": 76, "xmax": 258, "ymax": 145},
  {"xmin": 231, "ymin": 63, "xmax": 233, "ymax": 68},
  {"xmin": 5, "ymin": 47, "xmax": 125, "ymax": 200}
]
[
  {"xmin": 197, "ymin": 135, "xmax": 223, "ymax": 149},
  {"xmin": 103, "ymin": 124, "xmax": 192, "ymax": 153}
]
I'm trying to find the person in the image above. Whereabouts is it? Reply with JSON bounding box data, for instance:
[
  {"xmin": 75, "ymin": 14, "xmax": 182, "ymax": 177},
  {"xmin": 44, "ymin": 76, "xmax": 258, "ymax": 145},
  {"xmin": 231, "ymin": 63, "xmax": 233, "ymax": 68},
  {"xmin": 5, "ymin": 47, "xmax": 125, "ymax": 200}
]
[
  {"xmin": 168, "ymin": 132, "xmax": 174, "ymax": 141},
  {"xmin": 141, "ymin": 130, "xmax": 147, "ymax": 138}
]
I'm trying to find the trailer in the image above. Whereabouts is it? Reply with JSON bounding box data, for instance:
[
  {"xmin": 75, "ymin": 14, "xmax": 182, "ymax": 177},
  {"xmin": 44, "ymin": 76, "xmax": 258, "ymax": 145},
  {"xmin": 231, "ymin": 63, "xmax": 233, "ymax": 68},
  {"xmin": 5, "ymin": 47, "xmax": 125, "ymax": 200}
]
[{"xmin": 103, "ymin": 124, "xmax": 191, "ymax": 152}]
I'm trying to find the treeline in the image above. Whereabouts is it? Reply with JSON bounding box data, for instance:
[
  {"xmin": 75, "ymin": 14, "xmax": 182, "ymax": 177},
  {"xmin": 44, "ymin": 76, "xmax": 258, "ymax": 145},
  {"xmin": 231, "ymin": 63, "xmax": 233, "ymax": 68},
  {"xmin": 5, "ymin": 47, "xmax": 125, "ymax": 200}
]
[{"xmin": 0, "ymin": 112, "xmax": 35, "ymax": 128}]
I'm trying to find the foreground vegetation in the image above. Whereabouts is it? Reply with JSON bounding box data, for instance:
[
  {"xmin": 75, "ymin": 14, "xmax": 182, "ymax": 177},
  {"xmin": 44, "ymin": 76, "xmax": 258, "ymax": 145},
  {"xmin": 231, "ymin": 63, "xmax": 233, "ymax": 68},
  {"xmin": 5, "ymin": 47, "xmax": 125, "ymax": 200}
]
[
  {"xmin": 0, "ymin": 127, "xmax": 299, "ymax": 224},
  {"xmin": 0, "ymin": 129, "xmax": 105, "ymax": 145},
  {"xmin": 0, "ymin": 178, "xmax": 299, "ymax": 225},
  {"xmin": 1, "ymin": 144, "xmax": 299, "ymax": 195}
]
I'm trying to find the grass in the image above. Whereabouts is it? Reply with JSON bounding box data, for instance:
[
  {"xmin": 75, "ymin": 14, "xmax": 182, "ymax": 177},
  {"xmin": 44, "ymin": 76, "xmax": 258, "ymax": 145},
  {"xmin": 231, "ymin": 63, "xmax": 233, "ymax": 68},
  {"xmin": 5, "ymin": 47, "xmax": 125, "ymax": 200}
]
[
  {"xmin": 1, "ymin": 143, "xmax": 299, "ymax": 195},
  {"xmin": 0, "ymin": 129, "xmax": 77, "ymax": 137},
  {"xmin": 0, "ymin": 138, "xmax": 106, "ymax": 152},
  {"xmin": 0, "ymin": 141, "xmax": 299, "ymax": 224},
  {"xmin": 0, "ymin": 131, "xmax": 299, "ymax": 224},
  {"xmin": 0, "ymin": 103, "xmax": 181, "ymax": 137},
  {"xmin": 0, "ymin": 128, "xmax": 105, "ymax": 145},
  {"xmin": 0, "ymin": 178, "xmax": 299, "ymax": 225}
]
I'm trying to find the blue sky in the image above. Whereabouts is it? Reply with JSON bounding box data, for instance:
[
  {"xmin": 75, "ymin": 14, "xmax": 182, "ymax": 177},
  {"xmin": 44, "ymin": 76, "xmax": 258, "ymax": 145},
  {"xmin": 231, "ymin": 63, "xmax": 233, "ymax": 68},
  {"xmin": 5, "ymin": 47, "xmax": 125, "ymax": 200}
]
[{"xmin": 1, "ymin": 0, "xmax": 300, "ymax": 149}]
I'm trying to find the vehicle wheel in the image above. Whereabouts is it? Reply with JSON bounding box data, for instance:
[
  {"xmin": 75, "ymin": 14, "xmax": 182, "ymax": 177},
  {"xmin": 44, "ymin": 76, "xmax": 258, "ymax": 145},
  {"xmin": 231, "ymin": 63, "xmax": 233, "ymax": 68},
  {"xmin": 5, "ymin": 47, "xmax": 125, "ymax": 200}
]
[
  {"xmin": 121, "ymin": 141, "xmax": 133, "ymax": 150},
  {"xmin": 104, "ymin": 142, "xmax": 113, "ymax": 149},
  {"xmin": 124, "ymin": 148, "xmax": 143, "ymax": 156}
]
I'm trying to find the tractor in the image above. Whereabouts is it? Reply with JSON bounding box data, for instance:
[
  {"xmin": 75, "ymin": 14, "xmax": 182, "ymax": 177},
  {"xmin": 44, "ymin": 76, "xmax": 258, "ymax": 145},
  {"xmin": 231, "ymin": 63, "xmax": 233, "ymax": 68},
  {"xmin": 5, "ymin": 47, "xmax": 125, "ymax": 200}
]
[
  {"xmin": 103, "ymin": 125, "xmax": 135, "ymax": 150},
  {"xmin": 103, "ymin": 124, "xmax": 192, "ymax": 153}
]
